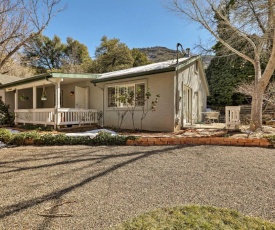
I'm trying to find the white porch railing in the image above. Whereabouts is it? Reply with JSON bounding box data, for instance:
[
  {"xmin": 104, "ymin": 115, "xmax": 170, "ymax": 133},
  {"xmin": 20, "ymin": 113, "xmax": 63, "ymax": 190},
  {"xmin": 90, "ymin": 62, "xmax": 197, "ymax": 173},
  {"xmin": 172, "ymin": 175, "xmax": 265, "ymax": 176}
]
[
  {"xmin": 225, "ymin": 106, "xmax": 241, "ymax": 129},
  {"xmin": 57, "ymin": 108, "xmax": 98, "ymax": 126},
  {"xmin": 15, "ymin": 108, "xmax": 55, "ymax": 125},
  {"xmin": 14, "ymin": 108, "xmax": 98, "ymax": 128}
]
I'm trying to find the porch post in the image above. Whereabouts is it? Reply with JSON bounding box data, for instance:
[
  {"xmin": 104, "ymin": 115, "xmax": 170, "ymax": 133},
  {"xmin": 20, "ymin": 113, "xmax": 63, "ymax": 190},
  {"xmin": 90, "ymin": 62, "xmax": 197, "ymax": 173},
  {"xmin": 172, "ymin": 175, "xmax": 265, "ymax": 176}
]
[
  {"xmin": 33, "ymin": 86, "xmax": 37, "ymax": 124},
  {"xmin": 14, "ymin": 90, "xmax": 18, "ymax": 125},
  {"xmin": 55, "ymin": 81, "xmax": 61, "ymax": 129}
]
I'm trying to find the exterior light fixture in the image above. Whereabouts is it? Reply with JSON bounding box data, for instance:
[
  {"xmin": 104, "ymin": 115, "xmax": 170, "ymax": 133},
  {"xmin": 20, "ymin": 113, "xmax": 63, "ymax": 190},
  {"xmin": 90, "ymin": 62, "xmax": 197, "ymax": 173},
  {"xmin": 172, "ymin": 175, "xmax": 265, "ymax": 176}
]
[{"xmin": 70, "ymin": 91, "xmax": 74, "ymax": 96}]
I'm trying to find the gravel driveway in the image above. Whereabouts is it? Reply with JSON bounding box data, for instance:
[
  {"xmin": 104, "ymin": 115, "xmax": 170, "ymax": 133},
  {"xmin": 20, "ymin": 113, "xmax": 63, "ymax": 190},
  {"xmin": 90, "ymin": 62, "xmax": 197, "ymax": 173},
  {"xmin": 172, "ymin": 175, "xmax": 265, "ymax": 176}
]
[{"xmin": 0, "ymin": 145, "xmax": 275, "ymax": 229}]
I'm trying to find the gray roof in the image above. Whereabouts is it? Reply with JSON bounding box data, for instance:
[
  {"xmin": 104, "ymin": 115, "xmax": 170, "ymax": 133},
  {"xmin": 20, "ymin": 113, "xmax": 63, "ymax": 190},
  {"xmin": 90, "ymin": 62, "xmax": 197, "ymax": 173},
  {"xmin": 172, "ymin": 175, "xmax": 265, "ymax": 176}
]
[
  {"xmin": 0, "ymin": 74, "xmax": 22, "ymax": 85},
  {"xmin": 92, "ymin": 56, "xmax": 199, "ymax": 83}
]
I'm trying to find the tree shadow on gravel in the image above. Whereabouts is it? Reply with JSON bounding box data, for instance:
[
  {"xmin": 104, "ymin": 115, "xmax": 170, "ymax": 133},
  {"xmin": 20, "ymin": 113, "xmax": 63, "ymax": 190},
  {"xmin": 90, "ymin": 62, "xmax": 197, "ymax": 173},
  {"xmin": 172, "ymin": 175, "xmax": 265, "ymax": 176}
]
[{"xmin": 0, "ymin": 145, "xmax": 191, "ymax": 220}]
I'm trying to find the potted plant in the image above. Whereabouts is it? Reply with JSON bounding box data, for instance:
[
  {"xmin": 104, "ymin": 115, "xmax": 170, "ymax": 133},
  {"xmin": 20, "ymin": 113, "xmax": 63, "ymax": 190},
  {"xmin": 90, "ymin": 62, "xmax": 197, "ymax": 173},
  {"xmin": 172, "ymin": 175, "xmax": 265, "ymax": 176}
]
[
  {"xmin": 41, "ymin": 84, "xmax": 47, "ymax": 101},
  {"xmin": 19, "ymin": 95, "xmax": 29, "ymax": 101}
]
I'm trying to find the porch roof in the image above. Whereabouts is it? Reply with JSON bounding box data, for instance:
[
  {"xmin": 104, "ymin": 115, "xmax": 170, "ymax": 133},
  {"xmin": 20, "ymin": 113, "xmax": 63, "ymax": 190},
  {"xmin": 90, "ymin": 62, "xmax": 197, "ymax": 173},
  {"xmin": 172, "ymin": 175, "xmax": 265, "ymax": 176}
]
[
  {"xmin": 0, "ymin": 74, "xmax": 22, "ymax": 85},
  {"xmin": 0, "ymin": 73, "xmax": 100, "ymax": 90},
  {"xmin": 91, "ymin": 56, "xmax": 200, "ymax": 83}
]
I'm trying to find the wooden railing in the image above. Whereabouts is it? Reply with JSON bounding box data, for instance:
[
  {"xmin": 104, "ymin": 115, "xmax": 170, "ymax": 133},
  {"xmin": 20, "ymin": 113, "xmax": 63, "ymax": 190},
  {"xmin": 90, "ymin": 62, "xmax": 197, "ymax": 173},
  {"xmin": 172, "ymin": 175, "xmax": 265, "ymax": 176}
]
[
  {"xmin": 15, "ymin": 108, "xmax": 55, "ymax": 125},
  {"xmin": 14, "ymin": 108, "xmax": 98, "ymax": 127},
  {"xmin": 57, "ymin": 108, "xmax": 98, "ymax": 126}
]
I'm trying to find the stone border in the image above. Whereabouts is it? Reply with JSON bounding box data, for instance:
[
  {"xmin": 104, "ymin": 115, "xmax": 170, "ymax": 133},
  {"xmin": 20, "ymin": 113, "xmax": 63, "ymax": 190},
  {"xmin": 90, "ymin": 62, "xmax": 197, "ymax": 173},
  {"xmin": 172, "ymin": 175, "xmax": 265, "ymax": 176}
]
[{"xmin": 126, "ymin": 137, "xmax": 273, "ymax": 147}]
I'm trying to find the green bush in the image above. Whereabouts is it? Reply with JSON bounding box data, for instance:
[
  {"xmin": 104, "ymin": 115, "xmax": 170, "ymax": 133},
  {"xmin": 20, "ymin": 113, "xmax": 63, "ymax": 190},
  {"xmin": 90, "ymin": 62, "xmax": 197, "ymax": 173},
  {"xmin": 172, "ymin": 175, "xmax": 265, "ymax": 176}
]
[
  {"xmin": 10, "ymin": 131, "xmax": 40, "ymax": 145},
  {"xmin": 0, "ymin": 129, "xmax": 136, "ymax": 146},
  {"xmin": 35, "ymin": 134, "xmax": 91, "ymax": 146},
  {"xmin": 0, "ymin": 100, "xmax": 14, "ymax": 126},
  {"xmin": 92, "ymin": 131, "xmax": 130, "ymax": 145},
  {"xmin": 266, "ymin": 135, "xmax": 275, "ymax": 147},
  {"xmin": 0, "ymin": 128, "xmax": 12, "ymax": 143}
]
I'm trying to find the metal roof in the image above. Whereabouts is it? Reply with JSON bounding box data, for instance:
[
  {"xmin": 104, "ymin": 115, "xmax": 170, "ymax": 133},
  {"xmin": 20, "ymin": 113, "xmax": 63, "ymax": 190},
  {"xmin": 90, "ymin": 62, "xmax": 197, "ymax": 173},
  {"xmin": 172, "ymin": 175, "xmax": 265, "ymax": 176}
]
[
  {"xmin": 0, "ymin": 74, "xmax": 22, "ymax": 85},
  {"xmin": 91, "ymin": 56, "xmax": 199, "ymax": 83},
  {"xmin": 0, "ymin": 73, "xmax": 100, "ymax": 90}
]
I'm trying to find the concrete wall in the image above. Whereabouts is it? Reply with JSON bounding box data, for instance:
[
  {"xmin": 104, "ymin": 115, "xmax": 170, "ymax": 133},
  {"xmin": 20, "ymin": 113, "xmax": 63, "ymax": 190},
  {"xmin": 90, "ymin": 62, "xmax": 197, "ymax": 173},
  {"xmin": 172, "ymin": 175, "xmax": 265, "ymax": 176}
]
[{"xmin": 97, "ymin": 72, "xmax": 175, "ymax": 132}]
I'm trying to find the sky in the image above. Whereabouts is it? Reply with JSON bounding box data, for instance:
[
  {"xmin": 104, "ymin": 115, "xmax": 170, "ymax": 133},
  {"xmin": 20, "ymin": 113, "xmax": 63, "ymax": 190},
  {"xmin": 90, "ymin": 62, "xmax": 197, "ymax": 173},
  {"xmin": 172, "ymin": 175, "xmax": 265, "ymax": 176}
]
[{"xmin": 44, "ymin": 0, "xmax": 211, "ymax": 58}]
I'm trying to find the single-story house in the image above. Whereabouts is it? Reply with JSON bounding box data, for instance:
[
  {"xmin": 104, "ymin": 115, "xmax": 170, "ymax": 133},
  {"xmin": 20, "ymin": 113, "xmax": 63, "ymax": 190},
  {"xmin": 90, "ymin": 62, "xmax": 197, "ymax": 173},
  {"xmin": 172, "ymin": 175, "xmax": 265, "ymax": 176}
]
[{"xmin": 0, "ymin": 56, "xmax": 209, "ymax": 131}]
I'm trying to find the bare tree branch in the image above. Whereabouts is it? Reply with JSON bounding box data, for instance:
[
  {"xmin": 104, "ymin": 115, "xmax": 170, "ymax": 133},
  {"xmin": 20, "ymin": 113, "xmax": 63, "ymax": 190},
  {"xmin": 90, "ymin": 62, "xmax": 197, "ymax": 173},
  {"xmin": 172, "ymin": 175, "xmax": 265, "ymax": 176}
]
[{"xmin": 0, "ymin": 0, "xmax": 66, "ymax": 71}]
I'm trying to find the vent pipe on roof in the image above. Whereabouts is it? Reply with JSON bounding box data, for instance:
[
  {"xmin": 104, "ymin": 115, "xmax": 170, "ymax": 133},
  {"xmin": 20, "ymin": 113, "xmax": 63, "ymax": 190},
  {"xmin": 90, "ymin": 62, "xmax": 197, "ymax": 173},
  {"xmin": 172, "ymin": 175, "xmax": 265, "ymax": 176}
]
[{"xmin": 176, "ymin": 43, "xmax": 190, "ymax": 64}]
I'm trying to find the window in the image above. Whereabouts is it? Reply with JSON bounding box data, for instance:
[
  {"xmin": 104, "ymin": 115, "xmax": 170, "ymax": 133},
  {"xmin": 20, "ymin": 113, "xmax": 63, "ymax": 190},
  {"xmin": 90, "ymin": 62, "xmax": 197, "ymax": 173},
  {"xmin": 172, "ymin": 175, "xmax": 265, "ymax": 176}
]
[{"xmin": 107, "ymin": 83, "xmax": 145, "ymax": 108}]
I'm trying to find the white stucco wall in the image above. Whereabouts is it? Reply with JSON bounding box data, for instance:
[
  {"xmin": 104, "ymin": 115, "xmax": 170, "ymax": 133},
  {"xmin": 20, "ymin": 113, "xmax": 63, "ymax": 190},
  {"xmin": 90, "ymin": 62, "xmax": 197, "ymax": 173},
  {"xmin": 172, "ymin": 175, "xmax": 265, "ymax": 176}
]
[
  {"xmin": 174, "ymin": 60, "xmax": 208, "ymax": 130},
  {"xmin": 97, "ymin": 72, "xmax": 175, "ymax": 132}
]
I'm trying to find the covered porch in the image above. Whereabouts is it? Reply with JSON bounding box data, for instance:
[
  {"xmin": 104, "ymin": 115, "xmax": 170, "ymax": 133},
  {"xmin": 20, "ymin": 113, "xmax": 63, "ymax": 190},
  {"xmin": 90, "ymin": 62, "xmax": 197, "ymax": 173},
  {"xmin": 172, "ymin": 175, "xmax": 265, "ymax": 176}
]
[{"xmin": 1, "ymin": 73, "xmax": 100, "ymax": 129}]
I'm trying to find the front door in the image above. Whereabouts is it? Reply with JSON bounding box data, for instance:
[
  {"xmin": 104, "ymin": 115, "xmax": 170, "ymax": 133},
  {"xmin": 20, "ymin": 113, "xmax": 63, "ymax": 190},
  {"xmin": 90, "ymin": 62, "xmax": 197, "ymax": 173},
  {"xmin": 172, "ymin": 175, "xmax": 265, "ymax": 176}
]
[{"xmin": 75, "ymin": 86, "xmax": 89, "ymax": 109}]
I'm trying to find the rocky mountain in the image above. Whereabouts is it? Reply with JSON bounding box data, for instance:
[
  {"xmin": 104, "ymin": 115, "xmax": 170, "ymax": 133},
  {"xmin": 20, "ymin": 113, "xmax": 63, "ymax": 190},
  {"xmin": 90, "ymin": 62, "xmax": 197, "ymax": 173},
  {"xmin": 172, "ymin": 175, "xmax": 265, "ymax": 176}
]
[
  {"xmin": 137, "ymin": 46, "xmax": 213, "ymax": 67},
  {"xmin": 137, "ymin": 46, "xmax": 180, "ymax": 62}
]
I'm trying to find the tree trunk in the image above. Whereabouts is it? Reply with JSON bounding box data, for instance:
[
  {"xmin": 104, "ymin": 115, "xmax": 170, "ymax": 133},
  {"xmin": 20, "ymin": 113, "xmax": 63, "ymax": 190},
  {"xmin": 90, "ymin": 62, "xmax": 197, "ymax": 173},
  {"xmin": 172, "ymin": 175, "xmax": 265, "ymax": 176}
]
[{"xmin": 250, "ymin": 82, "xmax": 264, "ymax": 131}]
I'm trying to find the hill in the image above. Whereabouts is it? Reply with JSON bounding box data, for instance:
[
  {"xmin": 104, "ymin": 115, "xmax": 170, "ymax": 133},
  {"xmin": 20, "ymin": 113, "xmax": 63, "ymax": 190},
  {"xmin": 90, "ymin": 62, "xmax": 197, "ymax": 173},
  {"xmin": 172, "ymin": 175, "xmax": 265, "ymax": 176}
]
[
  {"xmin": 137, "ymin": 46, "xmax": 179, "ymax": 62},
  {"xmin": 137, "ymin": 46, "xmax": 213, "ymax": 67}
]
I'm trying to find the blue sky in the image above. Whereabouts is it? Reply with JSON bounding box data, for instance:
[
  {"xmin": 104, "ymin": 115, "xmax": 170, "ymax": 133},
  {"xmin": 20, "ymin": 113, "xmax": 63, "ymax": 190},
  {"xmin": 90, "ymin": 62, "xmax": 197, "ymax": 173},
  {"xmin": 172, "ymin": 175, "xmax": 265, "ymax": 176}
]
[{"xmin": 44, "ymin": 0, "xmax": 210, "ymax": 58}]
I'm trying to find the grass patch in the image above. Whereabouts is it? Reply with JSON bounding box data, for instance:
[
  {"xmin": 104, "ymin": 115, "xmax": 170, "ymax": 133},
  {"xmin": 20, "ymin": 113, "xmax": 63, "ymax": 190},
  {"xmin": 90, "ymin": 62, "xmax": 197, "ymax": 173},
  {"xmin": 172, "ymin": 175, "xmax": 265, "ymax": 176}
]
[{"xmin": 115, "ymin": 205, "xmax": 275, "ymax": 230}]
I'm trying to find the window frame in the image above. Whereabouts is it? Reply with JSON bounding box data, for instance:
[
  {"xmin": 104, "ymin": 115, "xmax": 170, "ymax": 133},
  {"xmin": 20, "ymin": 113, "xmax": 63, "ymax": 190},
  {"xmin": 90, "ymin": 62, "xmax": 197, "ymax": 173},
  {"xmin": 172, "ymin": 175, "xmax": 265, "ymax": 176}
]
[{"xmin": 106, "ymin": 81, "xmax": 147, "ymax": 109}]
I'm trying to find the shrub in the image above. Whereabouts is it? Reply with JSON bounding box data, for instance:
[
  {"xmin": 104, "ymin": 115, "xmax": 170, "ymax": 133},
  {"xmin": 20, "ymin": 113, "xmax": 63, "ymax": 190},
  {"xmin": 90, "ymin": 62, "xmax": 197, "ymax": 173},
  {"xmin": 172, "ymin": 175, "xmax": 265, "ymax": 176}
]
[
  {"xmin": 10, "ymin": 131, "xmax": 40, "ymax": 145},
  {"xmin": 266, "ymin": 135, "xmax": 275, "ymax": 147},
  {"xmin": 0, "ymin": 128, "xmax": 12, "ymax": 143},
  {"xmin": 92, "ymin": 131, "xmax": 134, "ymax": 145},
  {"xmin": 0, "ymin": 129, "xmax": 136, "ymax": 146},
  {"xmin": 0, "ymin": 100, "xmax": 14, "ymax": 126}
]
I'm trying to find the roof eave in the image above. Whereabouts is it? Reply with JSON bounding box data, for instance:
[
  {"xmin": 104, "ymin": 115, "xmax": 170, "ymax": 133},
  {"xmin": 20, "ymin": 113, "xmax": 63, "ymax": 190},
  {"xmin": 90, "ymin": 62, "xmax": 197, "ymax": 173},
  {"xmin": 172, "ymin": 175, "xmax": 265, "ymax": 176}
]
[
  {"xmin": 0, "ymin": 73, "xmax": 52, "ymax": 90},
  {"xmin": 91, "ymin": 66, "xmax": 176, "ymax": 84}
]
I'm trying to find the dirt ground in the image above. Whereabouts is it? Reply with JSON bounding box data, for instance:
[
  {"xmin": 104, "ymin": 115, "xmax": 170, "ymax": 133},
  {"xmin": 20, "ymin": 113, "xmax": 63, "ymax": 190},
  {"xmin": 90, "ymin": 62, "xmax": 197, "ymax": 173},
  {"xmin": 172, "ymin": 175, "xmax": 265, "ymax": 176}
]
[{"xmin": 0, "ymin": 145, "xmax": 275, "ymax": 229}]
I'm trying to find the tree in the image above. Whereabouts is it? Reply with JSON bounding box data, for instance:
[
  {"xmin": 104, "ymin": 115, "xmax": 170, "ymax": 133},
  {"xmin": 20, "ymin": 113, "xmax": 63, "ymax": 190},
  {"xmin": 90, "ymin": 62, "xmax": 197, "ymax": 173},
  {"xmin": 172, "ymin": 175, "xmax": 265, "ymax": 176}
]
[
  {"xmin": 167, "ymin": 0, "xmax": 275, "ymax": 130},
  {"xmin": 23, "ymin": 34, "xmax": 65, "ymax": 71},
  {"xmin": 61, "ymin": 37, "xmax": 92, "ymax": 73},
  {"xmin": 236, "ymin": 81, "xmax": 275, "ymax": 112},
  {"xmin": 131, "ymin": 48, "xmax": 151, "ymax": 67},
  {"xmin": 91, "ymin": 36, "xmax": 134, "ymax": 73},
  {"xmin": 206, "ymin": 56, "xmax": 254, "ymax": 106},
  {"xmin": 22, "ymin": 35, "xmax": 92, "ymax": 73},
  {"xmin": 0, "ymin": 0, "xmax": 65, "ymax": 74}
]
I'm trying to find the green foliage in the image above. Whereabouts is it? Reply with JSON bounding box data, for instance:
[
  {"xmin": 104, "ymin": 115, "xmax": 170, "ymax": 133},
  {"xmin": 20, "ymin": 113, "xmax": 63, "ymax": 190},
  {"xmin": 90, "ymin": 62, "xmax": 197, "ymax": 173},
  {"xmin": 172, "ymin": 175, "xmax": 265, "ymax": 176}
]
[
  {"xmin": 131, "ymin": 48, "xmax": 151, "ymax": 67},
  {"xmin": 115, "ymin": 205, "xmax": 275, "ymax": 230},
  {"xmin": 10, "ymin": 131, "xmax": 40, "ymax": 145},
  {"xmin": 23, "ymin": 34, "xmax": 65, "ymax": 71},
  {"xmin": 206, "ymin": 56, "xmax": 254, "ymax": 106},
  {"xmin": 0, "ymin": 100, "xmax": 14, "ymax": 126},
  {"xmin": 266, "ymin": 136, "xmax": 275, "ymax": 148},
  {"xmin": 22, "ymin": 34, "xmax": 92, "ymax": 74},
  {"xmin": 91, "ymin": 36, "xmax": 134, "ymax": 73},
  {"xmin": 92, "ymin": 131, "xmax": 129, "ymax": 145},
  {"xmin": 0, "ymin": 128, "xmax": 12, "ymax": 143},
  {"xmin": 0, "ymin": 129, "xmax": 136, "ymax": 146}
]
